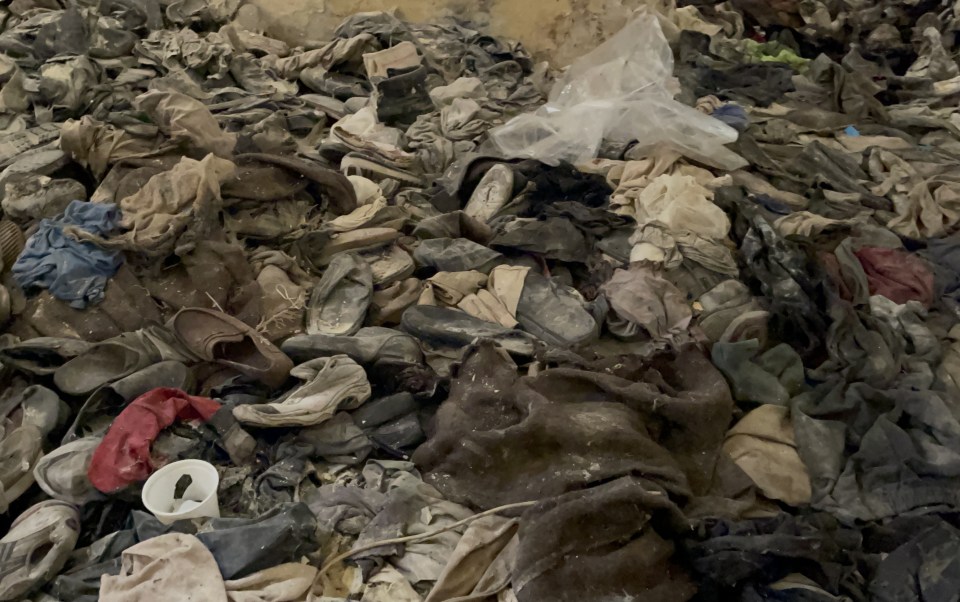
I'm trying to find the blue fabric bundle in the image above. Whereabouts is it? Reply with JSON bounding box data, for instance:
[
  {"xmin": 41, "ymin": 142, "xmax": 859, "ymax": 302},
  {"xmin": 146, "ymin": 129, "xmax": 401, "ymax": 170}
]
[{"xmin": 13, "ymin": 200, "xmax": 123, "ymax": 308}]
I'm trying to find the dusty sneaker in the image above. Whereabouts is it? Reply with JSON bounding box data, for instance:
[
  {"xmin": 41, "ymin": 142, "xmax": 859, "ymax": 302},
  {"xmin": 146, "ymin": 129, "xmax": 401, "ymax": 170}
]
[
  {"xmin": 0, "ymin": 500, "xmax": 80, "ymax": 601},
  {"xmin": 233, "ymin": 355, "xmax": 371, "ymax": 427},
  {"xmin": 463, "ymin": 164, "xmax": 515, "ymax": 223}
]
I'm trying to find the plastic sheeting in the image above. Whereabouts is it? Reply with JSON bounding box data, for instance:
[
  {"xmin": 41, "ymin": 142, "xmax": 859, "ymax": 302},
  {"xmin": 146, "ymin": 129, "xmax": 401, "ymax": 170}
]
[{"xmin": 488, "ymin": 14, "xmax": 747, "ymax": 170}]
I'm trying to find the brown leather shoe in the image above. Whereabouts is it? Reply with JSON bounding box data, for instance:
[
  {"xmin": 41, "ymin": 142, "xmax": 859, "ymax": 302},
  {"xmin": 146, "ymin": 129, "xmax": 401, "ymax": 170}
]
[
  {"xmin": 231, "ymin": 153, "xmax": 358, "ymax": 215},
  {"xmin": 172, "ymin": 308, "xmax": 293, "ymax": 389}
]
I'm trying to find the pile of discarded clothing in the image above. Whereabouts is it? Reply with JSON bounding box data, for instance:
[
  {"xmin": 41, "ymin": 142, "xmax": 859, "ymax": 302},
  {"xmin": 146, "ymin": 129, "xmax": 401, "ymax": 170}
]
[{"xmin": 1, "ymin": 0, "xmax": 960, "ymax": 600}]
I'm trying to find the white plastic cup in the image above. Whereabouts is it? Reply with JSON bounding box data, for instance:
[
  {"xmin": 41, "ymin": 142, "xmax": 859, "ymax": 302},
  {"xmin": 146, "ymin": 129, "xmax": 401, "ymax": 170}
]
[{"xmin": 141, "ymin": 459, "xmax": 220, "ymax": 525}]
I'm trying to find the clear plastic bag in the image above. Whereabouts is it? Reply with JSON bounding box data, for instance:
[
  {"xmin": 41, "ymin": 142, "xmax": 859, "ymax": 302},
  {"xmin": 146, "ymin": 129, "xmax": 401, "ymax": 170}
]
[{"xmin": 488, "ymin": 14, "xmax": 747, "ymax": 170}]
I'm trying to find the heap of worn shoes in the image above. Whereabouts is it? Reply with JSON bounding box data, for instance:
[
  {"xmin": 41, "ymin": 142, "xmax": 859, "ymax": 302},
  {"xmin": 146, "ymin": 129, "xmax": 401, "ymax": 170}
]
[{"xmin": 1, "ymin": 0, "xmax": 960, "ymax": 600}]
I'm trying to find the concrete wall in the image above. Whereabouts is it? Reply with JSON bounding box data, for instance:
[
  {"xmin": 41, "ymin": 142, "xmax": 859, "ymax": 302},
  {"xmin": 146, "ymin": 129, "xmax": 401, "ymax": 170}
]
[{"xmin": 244, "ymin": 0, "xmax": 646, "ymax": 66}]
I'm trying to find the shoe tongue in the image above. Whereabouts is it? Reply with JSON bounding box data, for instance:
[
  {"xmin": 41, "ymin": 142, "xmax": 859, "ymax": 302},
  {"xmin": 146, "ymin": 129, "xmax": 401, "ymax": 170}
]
[{"xmin": 290, "ymin": 358, "xmax": 327, "ymax": 380}]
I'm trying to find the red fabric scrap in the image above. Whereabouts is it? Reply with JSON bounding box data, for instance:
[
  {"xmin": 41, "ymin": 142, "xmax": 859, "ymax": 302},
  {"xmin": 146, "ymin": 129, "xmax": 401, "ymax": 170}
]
[
  {"xmin": 88, "ymin": 387, "xmax": 221, "ymax": 493},
  {"xmin": 854, "ymin": 247, "xmax": 935, "ymax": 307}
]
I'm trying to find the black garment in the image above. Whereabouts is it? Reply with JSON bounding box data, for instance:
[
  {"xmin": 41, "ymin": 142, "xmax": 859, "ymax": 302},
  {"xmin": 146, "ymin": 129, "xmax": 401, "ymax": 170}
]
[
  {"xmin": 688, "ymin": 63, "xmax": 797, "ymax": 107},
  {"xmin": 732, "ymin": 196, "xmax": 830, "ymax": 361},
  {"xmin": 792, "ymin": 379, "xmax": 960, "ymax": 523},
  {"xmin": 489, "ymin": 217, "xmax": 590, "ymax": 263},
  {"xmin": 870, "ymin": 520, "xmax": 960, "ymax": 602},
  {"xmin": 512, "ymin": 161, "xmax": 612, "ymax": 215},
  {"xmin": 924, "ymin": 232, "xmax": 960, "ymax": 310},
  {"xmin": 375, "ymin": 66, "xmax": 434, "ymax": 127},
  {"xmin": 46, "ymin": 559, "xmax": 122, "ymax": 602},
  {"xmin": 132, "ymin": 502, "xmax": 319, "ymax": 579},
  {"xmin": 46, "ymin": 529, "xmax": 139, "ymax": 600},
  {"xmin": 684, "ymin": 513, "xmax": 867, "ymax": 602},
  {"xmin": 412, "ymin": 339, "xmax": 743, "ymax": 602}
]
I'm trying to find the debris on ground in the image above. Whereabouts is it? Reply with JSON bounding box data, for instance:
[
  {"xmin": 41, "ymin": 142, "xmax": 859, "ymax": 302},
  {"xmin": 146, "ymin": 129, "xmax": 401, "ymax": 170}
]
[{"xmin": 1, "ymin": 1, "xmax": 959, "ymax": 601}]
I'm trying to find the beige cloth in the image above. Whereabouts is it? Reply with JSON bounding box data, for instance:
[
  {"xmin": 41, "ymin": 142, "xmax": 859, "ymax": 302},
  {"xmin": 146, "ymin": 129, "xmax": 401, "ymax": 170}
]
[
  {"xmin": 363, "ymin": 41, "xmax": 421, "ymax": 79},
  {"xmin": 39, "ymin": 56, "xmax": 99, "ymax": 112},
  {"xmin": 630, "ymin": 226, "xmax": 682, "ymax": 267},
  {"xmin": 136, "ymin": 28, "xmax": 232, "ymax": 84},
  {"xmin": 360, "ymin": 565, "xmax": 421, "ymax": 602},
  {"xmin": 722, "ymin": 405, "xmax": 812, "ymax": 506},
  {"xmin": 774, "ymin": 211, "xmax": 857, "ymax": 237},
  {"xmin": 348, "ymin": 175, "xmax": 385, "ymax": 206},
  {"xmin": 608, "ymin": 153, "xmax": 682, "ymax": 214},
  {"xmin": 630, "ymin": 225, "xmax": 739, "ymax": 276},
  {"xmin": 135, "ymin": 89, "xmax": 237, "ymax": 156},
  {"xmin": 429, "ymin": 77, "xmax": 486, "ymax": 107},
  {"xmin": 225, "ymin": 563, "xmax": 318, "ymax": 602},
  {"xmin": 869, "ymin": 148, "xmax": 960, "ymax": 239},
  {"xmin": 0, "ymin": 57, "xmax": 28, "ymax": 113},
  {"xmin": 440, "ymin": 99, "xmax": 491, "ymax": 141},
  {"xmin": 75, "ymin": 154, "xmax": 236, "ymax": 258},
  {"xmin": 89, "ymin": 158, "xmax": 182, "ymax": 205},
  {"xmin": 454, "ymin": 265, "xmax": 531, "ymax": 328},
  {"xmin": 425, "ymin": 516, "xmax": 518, "ymax": 602},
  {"xmin": 837, "ymin": 134, "xmax": 912, "ymax": 153},
  {"xmin": 420, "ymin": 271, "xmax": 487, "ymax": 306},
  {"xmin": 731, "ymin": 170, "xmax": 809, "ymax": 210},
  {"xmin": 486, "ymin": 265, "xmax": 529, "ymax": 316},
  {"xmin": 457, "ymin": 290, "xmax": 517, "ymax": 328},
  {"xmin": 274, "ymin": 34, "xmax": 377, "ymax": 79},
  {"xmin": 611, "ymin": 162, "xmax": 733, "ymax": 271},
  {"xmin": 249, "ymin": 249, "xmax": 312, "ymax": 285},
  {"xmin": 167, "ymin": 0, "xmax": 240, "ymax": 27},
  {"xmin": 60, "ymin": 116, "xmax": 160, "ymax": 178},
  {"xmin": 630, "ymin": 173, "xmax": 730, "ymax": 241},
  {"xmin": 600, "ymin": 267, "xmax": 693, "ymax": 342},
  {"xmin": 499, "ymin": 590, "xmax": 520, "ymax": 602},
  {"xmin": 100, "ymin": 533, "xmax": 228, "ymax": 602},
  {"xmin": 907, "ymin": 27, "xmax": 959, "ymax": 81},
  {"xmin": 639, "ymin": 0, "xmax": 724, "ymax": 43},
  {"xmin": 329, "ymin": 107, "xmax": 418, "ymax": 166},
  {"xmin": 219, "ymin": 24, "xmax": 290, "ymax": 57},
  {"xmin": 100, "ymin": 532, "xmax": 318, "ymax": 602},
  {"xmin": 420, "ymin": 267, "xmax": 529, "ymax": 328}
]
